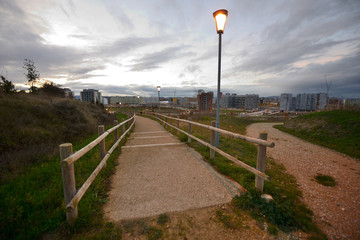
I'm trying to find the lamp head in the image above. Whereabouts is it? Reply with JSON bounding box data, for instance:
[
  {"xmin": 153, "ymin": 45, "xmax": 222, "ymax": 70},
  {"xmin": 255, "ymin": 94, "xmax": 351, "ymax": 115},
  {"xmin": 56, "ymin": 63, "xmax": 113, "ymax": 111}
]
[
  {"xmin": 157, "ymin": 86, "xmax": 161, "ymax": 92},
  {"xmin": 213, "ymin": 9, "xmax": 228, "ymax": 34}
]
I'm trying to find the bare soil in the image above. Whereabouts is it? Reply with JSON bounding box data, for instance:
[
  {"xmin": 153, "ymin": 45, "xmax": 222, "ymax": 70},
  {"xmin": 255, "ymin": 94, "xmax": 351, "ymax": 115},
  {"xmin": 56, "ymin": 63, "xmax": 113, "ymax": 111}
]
[
  {"xmin": 118, "ymin": 203, "xmax": 307, "ymax": 240},
  {"xmin": 247, "ymin": 123, "xmax": 360, "ymax": 240}
]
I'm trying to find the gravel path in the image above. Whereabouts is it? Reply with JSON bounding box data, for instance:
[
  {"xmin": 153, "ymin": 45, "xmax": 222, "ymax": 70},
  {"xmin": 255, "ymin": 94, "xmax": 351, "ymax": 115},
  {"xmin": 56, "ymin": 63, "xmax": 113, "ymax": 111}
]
[
  {"xmin": 247, "ymin": 123, "xmax": 360, "ymax": 240},
  {"xmin": 104, "ymin": 115, "xmax": 239, "ymax": 221}
]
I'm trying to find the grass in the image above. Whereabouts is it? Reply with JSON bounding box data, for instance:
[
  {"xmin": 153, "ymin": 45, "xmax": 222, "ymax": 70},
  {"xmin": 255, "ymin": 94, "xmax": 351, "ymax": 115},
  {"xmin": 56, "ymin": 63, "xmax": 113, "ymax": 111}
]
[
  {"xmin": 147, "ymin": 113, "xmax": 327, "ymax": 239},
  {"xmin": 157, "ymin": 214, "xmax": 169, "ymax": 225},
  {"xmin": 121, "ymin": 219, "xmax": 163, "ymax": 240},
  {"xmin": 0, "ymin": 93, "xmax": 116, "ymax": 184},
  {"xmin": 274, "ymin": 110, "xmax": 360, "ymax": 159},
  {"xmin": 0, "ymin": 110, "xmax": 130, "ymax": 240},
  {"xmin": 314, "ymin": 174, "xmax": 336, "ymax": 187}
]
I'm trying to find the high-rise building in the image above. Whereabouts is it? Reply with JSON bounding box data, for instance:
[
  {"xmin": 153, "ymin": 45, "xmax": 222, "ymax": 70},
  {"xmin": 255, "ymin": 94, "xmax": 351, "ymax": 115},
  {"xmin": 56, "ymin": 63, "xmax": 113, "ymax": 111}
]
[
  {"xmin": 220, "ymin": 93, "xmax": 259, "ymax": 109},
  {"xmin": 280, "ymin": 93, "xmax": 294, "ymax": 111},
  {"xmin": 198, "ymin": 91, "xmax": 213, "ymax": 112},
  {"xmin": 80, "ymin": 89, "xmax": 102, "ymax": 103}
]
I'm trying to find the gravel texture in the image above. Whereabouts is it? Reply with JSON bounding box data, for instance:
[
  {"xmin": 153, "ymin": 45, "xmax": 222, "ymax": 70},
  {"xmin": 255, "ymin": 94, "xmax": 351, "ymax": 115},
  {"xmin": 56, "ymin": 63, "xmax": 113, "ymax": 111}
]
[
  {"xmin": 104, "ymin": 115, "xmax": 237, "ymax": 221},
  {"xmin": 247, "ymin": 123, "xmax": 360, "ymax": 240}
]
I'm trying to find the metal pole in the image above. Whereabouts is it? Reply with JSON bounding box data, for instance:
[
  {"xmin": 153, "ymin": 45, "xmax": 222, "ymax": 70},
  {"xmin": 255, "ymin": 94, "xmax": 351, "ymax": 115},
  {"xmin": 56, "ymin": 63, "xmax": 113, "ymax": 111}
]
[
  {"xmin": 158, "ymin": 91, "xmax": 160, "ymax": 112},
  {"xmin": 215, "ymin": 33, "xmax": 222, "ymax": 147}
]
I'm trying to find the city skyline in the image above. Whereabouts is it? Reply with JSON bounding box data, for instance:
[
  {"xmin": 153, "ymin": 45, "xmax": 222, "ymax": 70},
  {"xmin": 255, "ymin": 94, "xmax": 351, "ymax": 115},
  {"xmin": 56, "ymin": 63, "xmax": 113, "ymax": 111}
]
[{"xmin": 1, "ymin": 0, "xmax": 359, "ymax": 98}]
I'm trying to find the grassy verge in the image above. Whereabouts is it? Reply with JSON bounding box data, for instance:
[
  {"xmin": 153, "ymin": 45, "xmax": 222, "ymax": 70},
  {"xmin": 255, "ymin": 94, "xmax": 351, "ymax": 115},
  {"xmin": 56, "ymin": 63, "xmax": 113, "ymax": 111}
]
[
  {"xmin": 0, "ymin": 112, "xmax": 129, "ymax": 240},
  {"xmin": 149, "ymin": 113, "xmax": 327, "ymax": 239},
  {"xmin": 274, "ymin": 110, "xmax": 360, "ymax": 159}
]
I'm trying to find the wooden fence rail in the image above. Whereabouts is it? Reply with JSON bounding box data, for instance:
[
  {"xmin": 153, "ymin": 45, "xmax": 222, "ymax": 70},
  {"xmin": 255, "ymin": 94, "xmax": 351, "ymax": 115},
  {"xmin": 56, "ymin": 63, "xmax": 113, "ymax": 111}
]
[
  {"xmin": 146, "ymin": 112, "xmax": 275, "ymax": 192},
  {"xmin": 60, "ymin": 114, "xmax": 135, "ymax": 225}
]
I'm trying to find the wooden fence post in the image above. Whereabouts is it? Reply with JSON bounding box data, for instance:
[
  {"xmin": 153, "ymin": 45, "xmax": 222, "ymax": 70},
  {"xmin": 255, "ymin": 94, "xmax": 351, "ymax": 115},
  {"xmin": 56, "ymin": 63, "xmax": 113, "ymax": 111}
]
[
  {"xmin": 255, "ymin": 132, "xmax": 268, "ymax": 192},
  {"xmin": 210, "ymin": 121, "xmax": 216, "ymax": 159},
  {"xmin": 98, "ymin": 125, "xmax": 105, "ymax": 160},
  {"xmin": 177, "ymin": 119, "xmax": 180, "ymax": 135},
  {"xmin": 114, "ymin": 120, "xmax": 118, "ymax": 141},
  {"xmin": 122, "ymin": 118, "xmax": 125, "ymax": 134},
  {"xmin": 188, "ymin": 117, "xmax": 192, "ymax": 143},
  {"xmin": 60, "ymin": 143, "xmax": 78, "ymax": 225}
]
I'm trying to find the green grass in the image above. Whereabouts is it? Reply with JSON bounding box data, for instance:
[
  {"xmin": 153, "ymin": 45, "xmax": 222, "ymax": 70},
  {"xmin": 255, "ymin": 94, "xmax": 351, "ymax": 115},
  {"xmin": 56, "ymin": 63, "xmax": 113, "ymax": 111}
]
[
  {"xmin": 147, "ymin": 113, "xmax": 327, "ymax": 239},
  {"xmin": 0, "ymin": 112, "xmax": 130, "ymax": 240},
  {"xmin": 314, "ymin": 174, "xmax": 336, "ymax": 187},
  {"xmin": 0, "ymin": 94, "xmax": 116, "ymax": 184},
  {"xmin": 275, "ymin": 110, "xmax": 360, "ymax": 159}
]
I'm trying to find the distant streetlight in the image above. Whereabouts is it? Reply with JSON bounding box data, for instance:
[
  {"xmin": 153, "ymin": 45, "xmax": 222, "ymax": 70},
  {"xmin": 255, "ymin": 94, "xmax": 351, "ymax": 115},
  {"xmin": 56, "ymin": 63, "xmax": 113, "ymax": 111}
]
[
  {"xmin": 137, "ymin": 95, "xmax": 140, "ymax": 105},
  {"xmin": 213, "ymin": 9, "xmax": 228, "ymax": 148},
  {"xmin": 157, "ymin": 86, "xmax": 161, "ymax": 112}
]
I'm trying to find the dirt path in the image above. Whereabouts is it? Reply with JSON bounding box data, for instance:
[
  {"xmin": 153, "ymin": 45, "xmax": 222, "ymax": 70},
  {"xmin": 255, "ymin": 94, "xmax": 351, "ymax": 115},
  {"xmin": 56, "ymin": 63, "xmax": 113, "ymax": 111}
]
[
  {"xmin": 247, "ymin": 123, "xmax": 360, "ymax": 240},
  {"xmin": 104, "ymin": 115, "xmax": 240, "ymax": 221}
]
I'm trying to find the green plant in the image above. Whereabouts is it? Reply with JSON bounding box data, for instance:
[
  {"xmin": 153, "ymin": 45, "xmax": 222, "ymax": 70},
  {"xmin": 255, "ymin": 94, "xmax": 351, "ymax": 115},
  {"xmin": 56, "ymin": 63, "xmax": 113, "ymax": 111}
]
[
  {"xmin": 268, "ymin": 224, "xmax": 278, "ymax": 235},
  {"xmin": 314, "ymin": 174, "xmax": 336, "ymax": 187},
  {"xmin": 157, "ymin": 213, "xmax": 169, "ymax": 225}
]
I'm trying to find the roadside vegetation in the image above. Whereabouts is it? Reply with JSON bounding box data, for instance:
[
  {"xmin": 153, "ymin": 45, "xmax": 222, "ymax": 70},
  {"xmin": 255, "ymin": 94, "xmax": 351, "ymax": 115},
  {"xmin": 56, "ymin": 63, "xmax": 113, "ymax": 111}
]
[
  {"xmin": 274, "ymin": 110, "xmax": 360, "ymax": 159},
  {"xmin": 0, "ymin": 92, "xmax": 131, "ymax": 239},
  {"xmin": 148, "ymin": 112, "xmax": 327, "ymax": 239}
]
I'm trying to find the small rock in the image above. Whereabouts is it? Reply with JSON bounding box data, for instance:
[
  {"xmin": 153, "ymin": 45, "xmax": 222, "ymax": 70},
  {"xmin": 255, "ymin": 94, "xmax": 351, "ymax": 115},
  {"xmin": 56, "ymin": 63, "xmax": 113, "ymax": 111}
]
[
  {"xmin": 341, "ymin": 208, "xmax": 345, "ymax": 211},
  {"xmin": 261, "ymin": 193, "xmax": 273, "ymax": 202}
]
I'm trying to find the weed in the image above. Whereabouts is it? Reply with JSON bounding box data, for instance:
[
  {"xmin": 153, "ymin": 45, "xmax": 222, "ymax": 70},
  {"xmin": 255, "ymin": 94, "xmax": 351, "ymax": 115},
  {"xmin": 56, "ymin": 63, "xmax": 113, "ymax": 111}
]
[
  {"xmin": 216, "ymin": 210, "xmax": 238, "ymax": 229},
  {"xmin": 157, "ymin": 213, "xmax": 169, "ymax": 225},
  {"xmin": 314, "ymin": 174, "xmax": 336, "ymax": 187},
  {"xmin": 268, "ymin": 224, "xmax": 278, "ymax": 235}
]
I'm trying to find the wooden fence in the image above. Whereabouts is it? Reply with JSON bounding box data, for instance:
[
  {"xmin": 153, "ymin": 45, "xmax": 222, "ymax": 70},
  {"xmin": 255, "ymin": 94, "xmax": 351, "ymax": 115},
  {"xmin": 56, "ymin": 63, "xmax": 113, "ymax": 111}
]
[
  {"xmin": 145, "ymin": 112, "xmax": 275, "ymax": 192},
  {"xmin": 60, "ymin": 114, "xmax": 135, "ymax": 225}
]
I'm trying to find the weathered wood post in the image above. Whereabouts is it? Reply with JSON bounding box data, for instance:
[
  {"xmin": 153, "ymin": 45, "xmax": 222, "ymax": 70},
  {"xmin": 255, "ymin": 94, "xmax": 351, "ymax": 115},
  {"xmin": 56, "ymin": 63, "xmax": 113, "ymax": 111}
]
[
  {"xmin": 210, "ymin": 121, "xmax": 216, "ymax": 159},
  {"xmin": 188, "ymin": 117, "xmax": 192, "ymax": 143},
  {"xmin": 60, "ymin": 143, "xmax": 78, "ymax": 225},
  {"xmin": 114, "ymin": 120, "xmax": 118, "ymax": 141},
  {"xmin": 98, "ymin": 125, "xmax": 105, "ymax": 160},
  {"xmin": 122, "ymin": 118, "xmax": 125, "ymax": 135},
  {"xmin": 255, "ymin": 132, "xmax": 268, "ymax": 192},
  {"xmin": 177, "ymin": 119, "xmax": 180, "ymax": 135}
]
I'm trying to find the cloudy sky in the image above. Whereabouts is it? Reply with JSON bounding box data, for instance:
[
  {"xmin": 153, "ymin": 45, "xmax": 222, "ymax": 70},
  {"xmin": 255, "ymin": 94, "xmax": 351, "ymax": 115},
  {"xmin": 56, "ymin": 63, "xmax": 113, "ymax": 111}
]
[{"xmin": 1, "ymin": 0, "xmax": 359, "ymax": 98}]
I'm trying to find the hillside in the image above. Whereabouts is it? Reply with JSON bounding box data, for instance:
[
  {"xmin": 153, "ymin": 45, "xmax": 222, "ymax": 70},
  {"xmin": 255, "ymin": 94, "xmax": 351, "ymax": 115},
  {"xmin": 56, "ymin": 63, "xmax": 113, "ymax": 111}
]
[
  {"xmin": 275, "ymin": 110, "xmax": 360, "ymax": 159},
  {"xmin": 0, "ymin": 93, "xmax": 115, "ymax": 183}
]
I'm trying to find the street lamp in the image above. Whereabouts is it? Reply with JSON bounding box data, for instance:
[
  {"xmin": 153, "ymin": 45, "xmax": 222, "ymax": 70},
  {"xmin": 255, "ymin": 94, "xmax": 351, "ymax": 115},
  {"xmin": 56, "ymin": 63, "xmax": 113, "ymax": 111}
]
[
  {"xmin": 213, "ymin": 9, "xmax": 228, "ymax": 147},
  {"xmin": 157, "ymin": 86, "xmax": 161, "ymax": 112},
  {"xmin": 137, "ymin": 95, "xmax": 140, "ymax": 105}
]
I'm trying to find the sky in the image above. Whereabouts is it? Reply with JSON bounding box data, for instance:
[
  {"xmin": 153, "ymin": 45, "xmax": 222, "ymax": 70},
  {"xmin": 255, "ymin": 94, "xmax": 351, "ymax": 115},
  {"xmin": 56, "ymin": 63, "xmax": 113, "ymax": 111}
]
[{"xmin": 1, "ymin": 0, "xmax": 359, "ymax": 98}]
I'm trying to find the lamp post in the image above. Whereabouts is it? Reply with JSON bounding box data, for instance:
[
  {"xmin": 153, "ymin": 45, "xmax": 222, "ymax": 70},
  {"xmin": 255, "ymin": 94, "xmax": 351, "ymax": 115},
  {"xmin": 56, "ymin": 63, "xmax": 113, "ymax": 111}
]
[
  {"xmin": 137, "ymin": 95, "xmax": 140, "ymax": 105},
  {"xmin": 157, "ymin": 86, "xmax": 161, "ymax": 112},
  {"xmin": 213, "ymin": 9, "xmax": 228, "ymax": 148}
]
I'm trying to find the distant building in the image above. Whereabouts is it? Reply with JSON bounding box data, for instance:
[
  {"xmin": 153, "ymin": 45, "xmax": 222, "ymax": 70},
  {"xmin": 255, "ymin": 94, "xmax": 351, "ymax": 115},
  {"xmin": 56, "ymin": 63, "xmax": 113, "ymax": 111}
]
[
  {"xmin": 280, "ymin": 93, "xmax": 294, "ymax": 111},
  {"xmin": 80, "ymin": 89, "xmax": 102, "ymax": 103},
  {"xmin": 109, "ymin": 96, "xmax": 141, "ymax": 105},
  {"xmin": 179, "ymin": 97, "xmax": 198, "ymax": 107},
  {"xmin": 220, "ymin": 93, "xmax": 259, "ymax": 110},
  {"xmin": 197, "ymin": 91, "xmax": 213, "ymax": 112},
  {"xmin": 280, "ymin": 92, "xmax": 328, "ymax": 111},
  {"xmin": 344, "ymin": 98, "xmax": 360, "ymax": 107},
  {"xmin": 296, "ymin": 93, "xmax": 327, "ymax": 111}
]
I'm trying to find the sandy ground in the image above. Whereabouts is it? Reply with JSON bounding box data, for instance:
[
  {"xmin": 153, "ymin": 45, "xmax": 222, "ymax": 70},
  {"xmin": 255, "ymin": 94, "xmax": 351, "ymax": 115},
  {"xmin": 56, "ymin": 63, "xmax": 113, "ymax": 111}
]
[
  {"xmin": 104, "ymin": 115, "xmax": 240, "ymax": 221},
  {"xmin": 247, "ymin": 123, "xmax": 360, "ymax": 240}
]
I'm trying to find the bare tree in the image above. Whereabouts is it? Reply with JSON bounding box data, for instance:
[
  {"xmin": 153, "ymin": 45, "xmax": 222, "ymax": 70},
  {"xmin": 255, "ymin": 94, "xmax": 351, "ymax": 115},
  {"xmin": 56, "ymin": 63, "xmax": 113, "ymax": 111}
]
[{"xmin": 23, "ymin": 59, "xmax": 40, "ymax": 92}]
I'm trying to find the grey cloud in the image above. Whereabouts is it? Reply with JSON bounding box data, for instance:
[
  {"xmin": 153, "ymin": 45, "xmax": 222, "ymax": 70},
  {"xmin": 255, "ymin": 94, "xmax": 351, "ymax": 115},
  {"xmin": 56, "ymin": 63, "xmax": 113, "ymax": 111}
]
[{"xmin": 129, "ymin": 46, "xmax": 186, "ymax": 71}]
